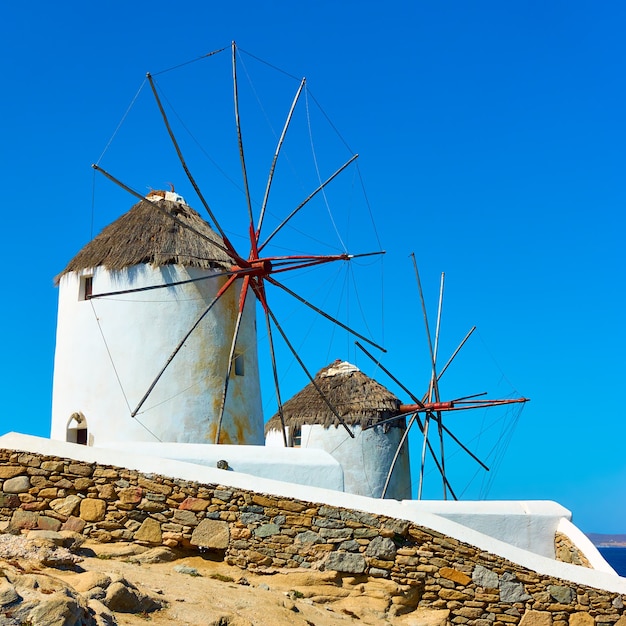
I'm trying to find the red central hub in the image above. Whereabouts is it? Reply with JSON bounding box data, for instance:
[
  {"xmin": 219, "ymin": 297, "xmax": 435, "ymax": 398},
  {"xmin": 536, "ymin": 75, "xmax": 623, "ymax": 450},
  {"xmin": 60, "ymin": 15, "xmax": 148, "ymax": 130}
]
[{"xmin": 231, "ymin": 258, "xmax": 273, "ymax": 278}]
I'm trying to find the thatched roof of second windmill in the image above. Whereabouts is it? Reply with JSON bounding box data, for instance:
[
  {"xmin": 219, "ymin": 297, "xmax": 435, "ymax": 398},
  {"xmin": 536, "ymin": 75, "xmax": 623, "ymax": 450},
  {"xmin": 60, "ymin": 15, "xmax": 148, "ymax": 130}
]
[
  {"xmin": 265, "ymin": 360, "xmax": 403, "ymax": 434},
  {"xmin": 56, "ymin": 193, "xmax": 233, "ymax": 282}
]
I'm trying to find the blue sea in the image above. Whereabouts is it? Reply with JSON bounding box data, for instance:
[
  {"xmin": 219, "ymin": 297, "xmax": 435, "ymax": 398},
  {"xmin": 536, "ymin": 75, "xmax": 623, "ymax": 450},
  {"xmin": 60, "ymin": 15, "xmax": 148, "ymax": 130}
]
[{"xmin": 598, "ymin": 547, "xmax": 626, "ymax": 577}]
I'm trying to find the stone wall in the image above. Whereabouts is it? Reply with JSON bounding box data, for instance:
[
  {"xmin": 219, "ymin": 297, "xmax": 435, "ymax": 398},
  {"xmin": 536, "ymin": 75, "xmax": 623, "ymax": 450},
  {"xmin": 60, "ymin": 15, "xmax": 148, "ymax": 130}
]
[
  {"xmin": 556, "ymin": 532, "xmax": 592, "ymax": 569},
  {"xmin": 1, "ymin": 447, "xmax": 624, "ymax": 625}
]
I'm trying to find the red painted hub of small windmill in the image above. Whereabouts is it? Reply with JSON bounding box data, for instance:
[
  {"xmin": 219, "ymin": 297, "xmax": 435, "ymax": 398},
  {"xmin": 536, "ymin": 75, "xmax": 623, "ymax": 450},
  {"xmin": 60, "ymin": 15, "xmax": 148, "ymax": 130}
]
[{"xmin": 231, "ymin": 258, "xmax": 273, "ymax": 278}]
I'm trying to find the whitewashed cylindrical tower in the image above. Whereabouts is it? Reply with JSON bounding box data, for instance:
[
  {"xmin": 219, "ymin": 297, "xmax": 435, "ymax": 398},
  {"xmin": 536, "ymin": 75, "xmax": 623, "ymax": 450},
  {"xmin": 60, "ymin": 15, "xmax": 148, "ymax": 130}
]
[
  {"xmin": 265, "ymin": 361, "xmax": 412, "ymax": 499},
  {"xmin": 51, "ymin": 191, "xmax": 263, "ymax": 447}
]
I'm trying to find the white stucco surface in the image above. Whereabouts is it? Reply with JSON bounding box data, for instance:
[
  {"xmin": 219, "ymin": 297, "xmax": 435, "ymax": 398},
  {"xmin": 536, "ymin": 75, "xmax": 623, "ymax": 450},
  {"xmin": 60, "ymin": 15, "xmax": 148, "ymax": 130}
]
[
  {"xmin": 402, "ymin": 500, "xmax": 570, "ymax": 559},
  {"xmin": 266, "ymin": 423, "xmax": 412, "ymax": 500},
  {"xmin": 51, "ymin": 265, "xmax": 263, "ymax": 446},
  {"xmin": 2, "ymin": 433, "xmax": 623, "ymax": 593},
  {"xmin": 95, "ymin": 440, "xmax": 344, "ymax": 491}
]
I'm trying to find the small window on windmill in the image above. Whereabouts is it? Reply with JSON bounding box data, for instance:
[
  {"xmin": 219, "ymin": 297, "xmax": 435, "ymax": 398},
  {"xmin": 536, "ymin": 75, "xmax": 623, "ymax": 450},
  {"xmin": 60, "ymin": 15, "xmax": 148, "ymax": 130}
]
[
  {"xmin": 233, "ymin": 353, "xmax": 245, "ymax": 376},
  {"xmin": 291, "ymin": 426, "xmax": 302, "ymax": 448},
  {"xmin": 79, "ymin": 275, "xmax": 93, "ymax": 301},
  {"xmin": 66, "ymin": 412, "xmax": 88, "ymax": 446}
]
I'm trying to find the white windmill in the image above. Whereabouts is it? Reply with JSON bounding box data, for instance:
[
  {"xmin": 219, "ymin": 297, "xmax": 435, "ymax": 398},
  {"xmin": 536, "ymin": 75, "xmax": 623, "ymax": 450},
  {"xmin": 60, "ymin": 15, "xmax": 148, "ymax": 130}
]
[
  {"xmin": 50, "ymin": 43, "xmax": 385, "ymax": 468},
  {"xmin": 356, "ymin": 254, "xmax": 529, "ymax": 500}
]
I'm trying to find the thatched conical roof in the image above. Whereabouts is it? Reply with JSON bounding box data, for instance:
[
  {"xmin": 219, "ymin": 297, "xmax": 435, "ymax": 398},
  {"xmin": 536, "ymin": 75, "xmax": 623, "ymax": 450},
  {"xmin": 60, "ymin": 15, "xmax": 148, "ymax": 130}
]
[
  {"xmin": 56, "ymin": 192, "xmax": 233, "ymax": 282},
  {"xmin": 265, "ymin": 360, "xmax": 404, "ymax": 433}
]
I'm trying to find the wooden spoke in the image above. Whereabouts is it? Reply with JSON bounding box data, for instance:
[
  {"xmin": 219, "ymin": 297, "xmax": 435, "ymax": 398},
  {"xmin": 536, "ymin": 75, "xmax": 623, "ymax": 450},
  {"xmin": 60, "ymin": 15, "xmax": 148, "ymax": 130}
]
[
  {"xmin": 256, "ymin": 78, "xmax": 306, "ymax": 239},
  {"xmin": 381, "ymin": 412, "xmax": 457, "ymax": 500},
  {"xmin": 231, "ymin": 41, "xmax": 254, "ymax": 228},
  {"xmin": 260, "ymin": 302, "xmax": 288, "ymax": 447},
  {"xmin": 89, "ymin": 268, "xmax": 242, "ymax": 299},
  {"xmin": 355, "ymin": 341, "xmax": 424, "ymax": 407},
  {"xmin": 267, "ymin": 276, "xmax": 385, "ymax": 352},
  {"xmin": 355, "ymin": 340, "xmax": 454, "ymax": 495},
  {"xmin": 146, "ymin": 73, "xmax": 241, "ymax": 261},
  {"xmin": 258, "ymin": 154, "xmax": 359, "ymax": 252},
  {"xmin": 265, "ymin": 305, "xmax": 354, "ymax": 438},
  {"xmin": 432, "ymin": 273, "xmax": 446, "ymax": 497},
  {"xmin": 435, "ymin": 326, "xmax": 476, "ymax": 384},
  {"xmin": 214, "ymin": 278, "xmax": 249, "ymax": 443}
]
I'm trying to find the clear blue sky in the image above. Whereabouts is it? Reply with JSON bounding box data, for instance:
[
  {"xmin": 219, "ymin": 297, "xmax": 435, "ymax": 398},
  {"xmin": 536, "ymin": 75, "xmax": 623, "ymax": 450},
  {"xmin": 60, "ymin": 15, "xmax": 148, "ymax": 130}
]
[{"xmin": 1, "ymin": 1, "xmax": 624, "ymax": 534}]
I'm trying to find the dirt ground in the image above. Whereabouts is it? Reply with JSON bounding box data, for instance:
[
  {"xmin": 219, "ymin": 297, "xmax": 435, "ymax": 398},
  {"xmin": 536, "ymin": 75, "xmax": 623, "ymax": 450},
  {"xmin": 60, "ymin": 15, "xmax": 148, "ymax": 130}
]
[{"xmin": 44, "ymin": 542, "xmax": 423, "ymax": 626}]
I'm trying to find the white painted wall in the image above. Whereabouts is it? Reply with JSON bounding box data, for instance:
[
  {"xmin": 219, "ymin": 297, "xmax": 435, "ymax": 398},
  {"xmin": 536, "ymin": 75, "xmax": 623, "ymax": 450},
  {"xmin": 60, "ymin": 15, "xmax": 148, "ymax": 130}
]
[
  {"xmin": 96, "ymin": 440, "xmax": 344, "ymax": 491},
  {"xmin": 403, "ymin": 500, "xmax": 570, "ymax": 559},
  {"xmin": 2, "ymin": 433, "xmax": 622, "ymax": 593},
  {"xmin": 51, "ymin": 264, "xmax": 263, "ymax": 446},
  {"xmin": 266, "ymin": 423, "xmax": 411, "ymax": 500}
]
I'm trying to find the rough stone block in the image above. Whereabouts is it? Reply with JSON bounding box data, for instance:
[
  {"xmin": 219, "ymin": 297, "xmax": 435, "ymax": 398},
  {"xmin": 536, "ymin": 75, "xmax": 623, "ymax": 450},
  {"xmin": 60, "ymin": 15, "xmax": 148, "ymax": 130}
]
[
  {"xmin": 365, "ymin": 535, "xmax": 397, "ymax": 560},
  {"xmin": 68, "ymin": 463, "xmax": 94, "ymax": 477},
  {"xmin": 276, "ymin": 499, "xmax": 307, "ymax": 513},
  {"xmin": 74, "ymin": 477, "xmax": 94, "ymax": 491},
  {"xmin": 97, "ymin": 483, "xmax": 117, "ymax": 500},
  {"xmin": 473, "ymin": 564, "xmax": 499, "ymax": 589},
  {"xmin": 118, "ymin": 487, "xmax": 143, "ymax": 504},
  {"xmin": 3, "ymin": 475, "xmax": 31, "ymax": 493},
  {"xmin": 138, "ymin": 499, "xmax": 166, "ymax": 513},
  {"xmin": 319, "ymin": 528, "xmax": 353, "ymax": 541},
  {"xmin": 246, "ymin": 550, "xmax": 273, "ymax": 566},
  {"xmin": 179, "ymin": 496, "xmax": 210, "ymax": 511},
  {"xmin": 231, "ymin": 526, "xmax": 252, "ymax": 540},
  {"xmin": 325, "ymin": 551, "xmax": 366, "ymax": 574},
  {"xmin": 53, "ymin": 478, "xmax": 74, "ymax": 489},
  {"xmin": 9, "ymin": 509, "xmax": 39, "ymax": 530},
  {"xmin": 569, "ymin": 611, "xmax": 592, "ymax": 626},
  {"xmin": 440, "ymin": 567, "xmax": 472, "ymax": 586},
  {"xmin": 241, "ymin": 512, "xmax": 267, "ymax": 524},
  {"xmin": 190, "ymin": 519, "xmax": 230, "ymax": 549},
  {"xmin": 93, "ymin": 468, "xmax": 118, "ymax": 479},
  {"xmin": 549, "ymin": 585, "xmax": 574, "ymax": 604},
  {"xmin": 254, "ymin": 523, "xmax": 280, "ymax": 538},
  {"xmin": 37, "ymin": 515, "xmax": 62, "ymax": 532},
  {"xmin": 50, "ymin": 494, "xmax": 82, "ymax": 517},
  {"xmin": 22, "ymin": 500, "xmax": 48, "ymax": 511},
  {"xmin": 500, "ymin": 580, "xmax": 531, "ymax": 603},
  {"xmin": 61, "ymin": 516, "xmax": 87, "ymax": 533},
  {"xmin": 285, "ymin": 514, "xmax": 312, "ymax": 527},
  {"xmin": 172, "ymin": 510, "xmax": 198, "ymax": 526},
  {"xmin": 41, "ymin": 461, "xmax": 64, "ymax": 472},
  {"xmin": 38, "ymin": 487, "xmax": 59, "ymax": 499},
  {"xmin": 134, "ymin": 517, "xmax": 162, "ymax": 544},
  {"xmin": 296, "ymin": 530, "xmax": 323, "ymax": 544},
  {"xmin": 0, "ymin": 466, "xmax": 26, "ymax": 479},
  {"xmin": 80, "ymin": 498, "xmax": 107, "ymax": 522},
  {"xmin": 250, "ymin": 494, "xmax": 276, "ymax": 508},
  {"xmin": 0, "ymin": 493, "xmax": 21, "ymax": 508},
  {"xmin": 519, "ymin": 610, "xmax": 553, "ymax": 626},
  {"xmin": 137, "ymin": 477, "xmax": 172, "ymax": 496},
  {"xmin": 439, "ymin": 589, "xmax": 472, "ymax": 601}
]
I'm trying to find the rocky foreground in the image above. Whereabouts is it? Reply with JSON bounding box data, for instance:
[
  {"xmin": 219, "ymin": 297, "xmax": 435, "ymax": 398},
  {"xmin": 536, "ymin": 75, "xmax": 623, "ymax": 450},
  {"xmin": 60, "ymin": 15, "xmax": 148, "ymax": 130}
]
[{"xmin": 0, "ymin": 529, "xmax": 427, "ymax": 625}]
